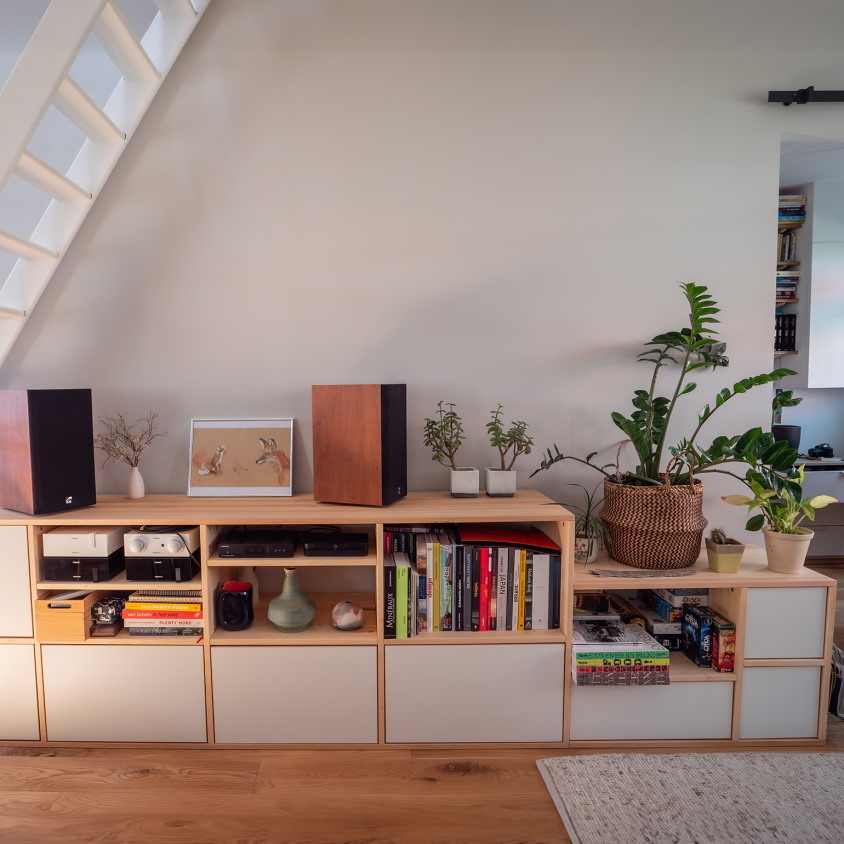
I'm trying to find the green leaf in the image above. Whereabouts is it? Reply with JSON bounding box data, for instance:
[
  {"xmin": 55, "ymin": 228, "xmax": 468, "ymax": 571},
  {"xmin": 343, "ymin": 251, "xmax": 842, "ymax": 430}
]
[{"xmin": 746, "ymin": 514, "xmax": 765, "ymax": 531}]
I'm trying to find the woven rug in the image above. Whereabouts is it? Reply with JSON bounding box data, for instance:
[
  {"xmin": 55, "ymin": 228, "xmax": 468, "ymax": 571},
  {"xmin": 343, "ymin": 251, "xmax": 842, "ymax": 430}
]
[{"xmin": 537, "ymin": 752, "xmax": 843, "ymax": 844}]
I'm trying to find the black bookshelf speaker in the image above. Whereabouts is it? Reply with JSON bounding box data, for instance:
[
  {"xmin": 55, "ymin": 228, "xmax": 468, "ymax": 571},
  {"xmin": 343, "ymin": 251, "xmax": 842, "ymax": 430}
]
[
  {"xmin": 0, "ymin": 389, "xmax": 97, "ymax": 515},
  {"xmin": 312, "ymin": 384, "xmax": 407, "ymax": 506}
]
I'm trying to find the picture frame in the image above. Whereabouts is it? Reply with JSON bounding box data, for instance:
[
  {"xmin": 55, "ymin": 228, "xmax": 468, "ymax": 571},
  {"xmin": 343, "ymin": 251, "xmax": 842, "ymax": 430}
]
[{"xmin": 188, "ymin": 418, "xmax": 293, "ymax": 496}]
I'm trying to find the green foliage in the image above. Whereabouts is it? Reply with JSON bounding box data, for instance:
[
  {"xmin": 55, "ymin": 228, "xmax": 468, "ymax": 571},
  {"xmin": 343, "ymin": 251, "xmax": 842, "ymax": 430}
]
[
  {"xmin": 561, "ymin": 481, "xmax": 612, "ymax": 552},
  {"xmin": 772, "ymin": 389, "xmax": 803, "ymax": 428},
  {"xmin": 423, "ymin": 401, "xmax": 465, "ymax": 470},
  {"xmin": 722, "ymin": 464, "xmax": 839, "ymax": 534},
  {"xmin": 709, "ymin": 527, "xmax": 728, "ymax": 544},
  {"xmin": 486, "ymin": 404, "xmax": 534, "ymax": 470},
  {"xmin": 532, "ymin": 283, "xmax": 797, "ymax": 486}
]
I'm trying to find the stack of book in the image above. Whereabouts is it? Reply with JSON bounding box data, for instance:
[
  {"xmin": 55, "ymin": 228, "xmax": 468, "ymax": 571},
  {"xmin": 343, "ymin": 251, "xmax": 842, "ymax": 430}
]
[
  {"xmin": 571, "ymin": 618, "xmax": 670, "ymax": 686},
  {"xmin": 775, "ymin": 312, "xmax": 797, "ymax": 351},
  {"xmin": 775, "ymin": 272, "xmax": 799, "ymax": 300},
  {"xmin": 779, "ymin": 194, "xmax": 806, "ymax": 224},
  {"xmin": 121, "ymin": 590, "xmax": 203, "ymax": 637},
  {"xmin": 382, "ymin": 523, "xmax": 562, "ymax": 638}
]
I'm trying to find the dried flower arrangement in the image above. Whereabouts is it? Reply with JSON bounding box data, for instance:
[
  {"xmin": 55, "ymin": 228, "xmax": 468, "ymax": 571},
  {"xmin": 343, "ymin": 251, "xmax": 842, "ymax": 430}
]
[{"xmin": 94, "ymin": 411, "xmax": 166, "ymax": 468}]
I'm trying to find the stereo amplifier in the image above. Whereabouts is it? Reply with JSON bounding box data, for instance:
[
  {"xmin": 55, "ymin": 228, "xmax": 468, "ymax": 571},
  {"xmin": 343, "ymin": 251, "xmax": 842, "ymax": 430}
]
[{"xmin": 124, "ymin": 527, "xmax": 200, "ymax": 558}]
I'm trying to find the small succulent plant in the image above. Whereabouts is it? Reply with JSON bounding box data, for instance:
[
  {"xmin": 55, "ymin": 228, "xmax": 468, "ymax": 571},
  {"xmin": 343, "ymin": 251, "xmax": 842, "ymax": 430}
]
[{"xmin": 709, "ymin": 527, "xmax": 729, "ymax": 545}]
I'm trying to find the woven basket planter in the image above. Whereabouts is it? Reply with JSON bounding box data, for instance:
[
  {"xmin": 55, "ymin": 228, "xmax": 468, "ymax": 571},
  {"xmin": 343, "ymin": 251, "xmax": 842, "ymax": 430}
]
[{"xmin": 601, "ymin": 478, "xmax": 707, "ymax": 569}]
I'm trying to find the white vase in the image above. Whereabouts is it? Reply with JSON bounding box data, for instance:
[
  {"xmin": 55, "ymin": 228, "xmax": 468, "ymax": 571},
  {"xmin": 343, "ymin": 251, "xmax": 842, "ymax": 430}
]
[
  {"xmin": 236, "ymin": 565, "xmax": 260, "ymax": 606},
  {"xmin": 762, "ymin": 527, "xmax": 814, "ymax": 573},
  {"xmin": 450, "ymin": 467, "xmax": 479, "ymax": 498},
  {"xmin": 484, "ymin": 468, "xmax": 516, "ymax": 497},
  {"xmin": 127, "ymin": 466, "xmax": 145, "ymax": 499},
  {"xmin": 574, "ymin": 534, "xmax": 600, "ymax": 563}
]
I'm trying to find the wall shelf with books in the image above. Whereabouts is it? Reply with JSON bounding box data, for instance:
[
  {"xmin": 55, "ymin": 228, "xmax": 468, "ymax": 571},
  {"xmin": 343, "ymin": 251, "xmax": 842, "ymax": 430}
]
[{"xmin": 775, "ymin": 195, "xmax": 805, "ymax": 355}]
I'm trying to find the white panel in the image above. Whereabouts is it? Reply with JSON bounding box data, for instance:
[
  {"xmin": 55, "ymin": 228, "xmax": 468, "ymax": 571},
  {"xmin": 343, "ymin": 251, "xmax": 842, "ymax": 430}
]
[
  {"xmin": 807, "ymin": 241, "xmax": 844, "ymax": 388},
  {"xmin": 212, "ymin": 646, "xmax": 377, "ymax": 744},
  {"xmin": 740, "ymin": 666, "xmax": 821, "ymax": 739},
  {"xmin": 570, "ymin": 682, "xmax": 733, "ymax": 741},
  {"xmin": 745, "ymin": 588, "xmax": 827, "ymax": 659},
  {"xmin": 42, "ymin": 645, "xmax": 206, "ymax": 742},
  {"xmin": 385, "ymin": 644, "xmax": 564, "ymax": 743},
  {"xmin": 0, "ymin": 644, "xmax": 40, "ymax": 740},
  {"xmin": 0, "ymin": 526, "xmax": 33, "ymax": 637}
]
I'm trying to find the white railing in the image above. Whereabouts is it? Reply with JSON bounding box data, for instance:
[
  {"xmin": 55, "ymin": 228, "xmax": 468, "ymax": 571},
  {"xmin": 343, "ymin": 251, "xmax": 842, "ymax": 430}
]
[{"xmin": 0, "ymin": 0, "xmax": 211, "ymax": 366}]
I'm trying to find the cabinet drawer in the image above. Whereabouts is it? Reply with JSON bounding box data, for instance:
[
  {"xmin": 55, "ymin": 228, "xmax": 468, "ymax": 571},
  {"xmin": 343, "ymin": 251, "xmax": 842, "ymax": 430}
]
[
  {"xmin": 570, "ymin": 682, "xmax": 733, "ymax": 741},
  {"xmin": 0, "ymin": 644, "xmax": 39, "ymax": 740},
  {"xmin": 740, "ymin": 666, "xmax": 822, "ymax": 739},
  {"xmin": 212, "ymin": 646, "xmax": 377, "ymax": 743},
  {"xmin": 744, "ymin": 588, "xmax": 827, "ymax": 659},
  {"xmin": 0, "ymin": 526, "xmax": 32, "ymax": 637},
  {"xmin": 385, "ymin": 644, "xmax": 565, "ymax": 743},
  {"xmin": 42, "ymin": 645, "xmax": 207, "ymax": 742}
]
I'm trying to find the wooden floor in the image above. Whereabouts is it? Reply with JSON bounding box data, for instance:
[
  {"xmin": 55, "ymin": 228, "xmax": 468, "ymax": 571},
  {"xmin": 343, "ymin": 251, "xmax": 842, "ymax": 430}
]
[{"xmin": 1, "ymin": 564, "xmax": 841, "ymax": 844}]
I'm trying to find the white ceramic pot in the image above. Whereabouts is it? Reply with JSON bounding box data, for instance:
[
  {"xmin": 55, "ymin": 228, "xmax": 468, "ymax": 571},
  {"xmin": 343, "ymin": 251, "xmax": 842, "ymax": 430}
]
[
  {"xmin": 762, "ymin": 527, "xmax": 814, "ymax": 573},
  {"xmin": 126, "ymin": 466, "xmax": 145, "ymax": 499},
  {"xmin": 484, "ymin": 468, "xmax": 516, "ymax": 497},
  {"xmin": 450, "ymin": 467, "xmax": 479, "ymax": 498},
  {"xmin": 574, "ymin": 534, "xmax": 600, "ymax": 563}
]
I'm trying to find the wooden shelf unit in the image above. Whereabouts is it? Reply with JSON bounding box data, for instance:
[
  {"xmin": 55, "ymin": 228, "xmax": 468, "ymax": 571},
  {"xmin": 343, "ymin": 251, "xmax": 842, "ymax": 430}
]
[{"xmin": 0, "ymin": 492, "xmax": 836, "ymax": 749}]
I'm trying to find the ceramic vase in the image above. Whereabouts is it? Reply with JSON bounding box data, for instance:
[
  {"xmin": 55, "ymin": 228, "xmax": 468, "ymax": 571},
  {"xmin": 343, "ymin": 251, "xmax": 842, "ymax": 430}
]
[
  {"xmin": 127, "ymin": 466, "xmax": 145, "ymax": 499},
  {"xmin": 267, "ymin": 567, "xmax": 316, "ymax": 632},
  {"xmin": 450, "ymin": 467, "xmax": 479, "ymax": 498},
  {"xmin": 763, "ymin": 527, "xmax": 814, "ymax": 574},
  {"xmin": 236, "ymin": 565, "xmax": 260, "ymax": 606},
  {"xmin": 484, "ymin": 468, "xmax": 516, "ymax": 497},
  {"xmin": 574, "ymin": 534, "xmax": 600, "ymax": 564}
]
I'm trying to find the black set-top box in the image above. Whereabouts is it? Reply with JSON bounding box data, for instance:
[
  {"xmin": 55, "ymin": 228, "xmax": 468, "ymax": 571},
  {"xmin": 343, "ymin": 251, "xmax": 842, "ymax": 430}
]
[
  {"xmin": 301, "ymin": 527, "xmax": 369, "ymax": 557},
  {"xmin": 218, "ymin": 529, "xmax": 297, "ymax": 558}
]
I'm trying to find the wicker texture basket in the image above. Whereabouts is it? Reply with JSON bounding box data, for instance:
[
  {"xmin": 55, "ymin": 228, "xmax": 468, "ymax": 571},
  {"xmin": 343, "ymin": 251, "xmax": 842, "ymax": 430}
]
[{"xmin": 602, "ymin": 478, "xmax": 707, "ymax": 569}]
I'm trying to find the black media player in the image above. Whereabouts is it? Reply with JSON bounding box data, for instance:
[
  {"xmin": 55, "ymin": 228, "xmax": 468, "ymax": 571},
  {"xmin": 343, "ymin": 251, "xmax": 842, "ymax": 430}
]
[{"xmin": 218, "ymin": 529, "xmax": 297, "ymax": 558}]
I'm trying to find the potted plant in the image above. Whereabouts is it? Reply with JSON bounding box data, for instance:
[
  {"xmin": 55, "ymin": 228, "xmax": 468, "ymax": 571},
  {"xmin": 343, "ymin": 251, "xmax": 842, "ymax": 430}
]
[
  {"xmin": 533, "ymin": 282, "xmax": 797, "ymax": 569},
  {"xmin": 771, "ymin": 389, "xmax": 802, "ymax": 451},
  {"xmin": 562, "ymin": 482, "xmax": 611, "ymax": 563},
  {"xmin": 722, "ymin": 464, "xmax": 838, "ymax": 573},
  {"xmin": 94, "ymin": 411, "xmax": 166, "ymax": 499},
  {"xmin": 423, "ymin": 401, "xmax": 478, "ymax": 497},
  {"xmin": 484, "ymin": 404, "xmax": 534, "ymax": 497},
  {"xmin": 704, "ymin": 526, "xmax": 745, "ymax": 573}
]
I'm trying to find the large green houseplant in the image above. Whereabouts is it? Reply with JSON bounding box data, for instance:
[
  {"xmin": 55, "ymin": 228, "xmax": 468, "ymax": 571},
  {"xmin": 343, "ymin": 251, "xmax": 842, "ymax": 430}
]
[{"xmin": 534, "ymin": 282, "xmax": 798, "ymax": 569}]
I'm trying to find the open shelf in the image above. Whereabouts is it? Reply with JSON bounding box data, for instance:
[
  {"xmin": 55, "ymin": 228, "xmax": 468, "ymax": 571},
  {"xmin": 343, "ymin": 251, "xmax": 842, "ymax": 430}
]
[
  {"xmin": 35, "ymin": 572, "xmax": 202, "ymax": 591},
  {"xmin": 385, "ymin": 627, "xmax": 566, "ymax": 645}
]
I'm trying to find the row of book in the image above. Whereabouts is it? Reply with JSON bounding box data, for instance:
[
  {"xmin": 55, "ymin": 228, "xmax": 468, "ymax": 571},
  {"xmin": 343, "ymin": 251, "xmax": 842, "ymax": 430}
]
[
  {"xmin": 775, "ymin": 272, "xmax": 799, "ymax": 300},
  {"xmin": 382, "ymin": 523, "xmax": 562, "ymax": 638},
  {"xmin": 778, "ymin": 194, "xmax": 806, "ymax": 223},
  {"xmin": 122, "ymin": 590, "xmax": 204, "ymax": 636},
  {"xmin": 777, "ymin": 229, "xmax": 799, "ymax": 263},
  {"xmin": 774, "ymin": 312, "xmax": 797, "ymax": 352}
]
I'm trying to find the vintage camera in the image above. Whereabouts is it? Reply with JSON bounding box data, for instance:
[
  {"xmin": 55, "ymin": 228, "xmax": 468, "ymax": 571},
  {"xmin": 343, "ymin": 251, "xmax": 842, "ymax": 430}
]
[{"xmin": 808, "ymin": 443, "xmax": 835, "ymax": 459}]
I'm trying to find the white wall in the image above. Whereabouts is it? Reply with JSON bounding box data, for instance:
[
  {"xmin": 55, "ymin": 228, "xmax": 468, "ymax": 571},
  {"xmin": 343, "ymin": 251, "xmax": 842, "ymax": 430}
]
[{"xmin": 3, "ymin": 0, "xmax": 844, "ymax": 541}]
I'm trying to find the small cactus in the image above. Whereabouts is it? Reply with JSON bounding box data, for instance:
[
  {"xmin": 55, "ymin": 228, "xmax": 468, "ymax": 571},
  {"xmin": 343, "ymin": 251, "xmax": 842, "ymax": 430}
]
[{"xmin": 709, "ymin": 527, "xmax": 728, "ymax": 545}]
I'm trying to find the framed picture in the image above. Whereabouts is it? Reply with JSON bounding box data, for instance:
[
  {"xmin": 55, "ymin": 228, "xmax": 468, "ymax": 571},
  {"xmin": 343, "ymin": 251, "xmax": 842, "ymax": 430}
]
[{"xmin": 188, "ymin": 418, "xmax": 293, "ymax": 496}]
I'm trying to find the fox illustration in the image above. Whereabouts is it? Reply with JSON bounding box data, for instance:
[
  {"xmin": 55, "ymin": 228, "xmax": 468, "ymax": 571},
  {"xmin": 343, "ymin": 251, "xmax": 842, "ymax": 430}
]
[
  {"xmin": 256, "ymin": 437, "xmax": 290, "ymax": 486},
  {"xmin": 193, "ymin": 444, "xmax": 227, "ymax": 475}
]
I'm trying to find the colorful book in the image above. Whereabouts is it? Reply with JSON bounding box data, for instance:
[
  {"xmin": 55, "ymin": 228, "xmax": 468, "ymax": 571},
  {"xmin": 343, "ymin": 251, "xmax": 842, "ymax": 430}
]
[
  {"xmin": 122, "ymin": 609, "xmax": 203, "ymax": 620},
  {"xmin": 496, "ymin": 548, "xmax": 509, "ymax": 631},
  {"xmin": 123, "ymin": 602, "xmax": 202, "ymax": 613},
  {"xmin": 530, "ymin": 553, "xmax": 550, "ymax": 630},
  {"xmin": 128, "ymin": 627, "xmax": 203, "ymax": 637},
  {"xmin": 478, "ymin": 546, "xmax": 491, "ymax": 631},
  {"xmin": 383, "ymin": 553, "xmax": 397, "ymax": 640},
  {"xmin": 122, "ymin": 617, "xmax": 204, "ymax": 628},
  {"xmin": 440, "ymin": 543, "xmax": 453, "ymax": 631},
  {"xmin": 394, "ymin": 551, "xmax": 410, "ymax": 639},
  {"xmin": 414, "ymin": 534, "xmax": 429, "ymax": 634}
]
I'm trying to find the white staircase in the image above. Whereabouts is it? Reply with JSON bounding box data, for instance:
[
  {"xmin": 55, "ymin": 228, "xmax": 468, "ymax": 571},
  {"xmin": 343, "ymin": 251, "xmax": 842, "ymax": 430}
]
[{"xmin": 0, "ymin": 0, "xmax": 211, "ymax": 367}]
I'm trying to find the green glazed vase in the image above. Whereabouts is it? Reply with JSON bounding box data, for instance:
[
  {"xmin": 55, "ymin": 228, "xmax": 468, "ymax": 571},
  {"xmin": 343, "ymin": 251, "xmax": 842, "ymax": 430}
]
[{"xmin": 268, "ymin": 567, "xmax": 316, "ymax": 633}]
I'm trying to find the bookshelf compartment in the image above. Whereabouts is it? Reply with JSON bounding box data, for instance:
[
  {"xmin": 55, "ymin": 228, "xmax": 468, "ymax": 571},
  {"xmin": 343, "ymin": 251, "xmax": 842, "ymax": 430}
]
[
  {"xmin": 211, "ymin": 645, "xmax": 378, "ymax": 743},
  {"xmin": 0, "ymin": 644, "xmax": 39, "ymax": 740},
  {"xmin": 41, "ymin": 645, "xmax": 207, "ymax": 742},
  {"xmin": 384, "ymin": 643, "xmax": 565, "ymax": 743},
  {"xmin": 0, "ymin": 526, "xmax": 33, "ymax": 637},
  {"xmin": 739, "ymin": 666, "xmax": 822, "ymax": 740},
  {"xmin": 569, "ymin": 681, "xmax": 733, "ymax": 741}
]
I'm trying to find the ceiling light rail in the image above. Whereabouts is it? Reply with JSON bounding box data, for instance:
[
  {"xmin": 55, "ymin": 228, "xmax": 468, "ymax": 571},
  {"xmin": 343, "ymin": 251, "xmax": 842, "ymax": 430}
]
[{"xmin": 769, "ymin": 86, "xmax": 844, "ymax": 106}]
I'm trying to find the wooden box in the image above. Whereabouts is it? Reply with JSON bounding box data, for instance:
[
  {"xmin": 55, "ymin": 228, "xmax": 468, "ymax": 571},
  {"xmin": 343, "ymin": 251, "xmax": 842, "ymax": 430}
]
[{"xmin": 35, "ymin": 591, "xmax": 106, "ymax": 642}]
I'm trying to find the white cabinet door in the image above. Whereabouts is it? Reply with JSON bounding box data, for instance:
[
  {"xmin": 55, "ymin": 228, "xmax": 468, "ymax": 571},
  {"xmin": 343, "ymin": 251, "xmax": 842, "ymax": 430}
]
[
  {"xmin": 42, "ymin": 645, "xmax": 206, "ymax": 742},
  {"xmin": 212, "ymin": 646, "xmax": 377, "ymax": 744},
  {"xmin": 745, "ymin": 588, "xmax": 827, "ymax": 659},
  {"xmin": 570, "ymin": 682, "xmax": 733, "ymax": 741},
  {"xmin": 385, "ymin": 644, "xmax": 565, "ymax": 743},
  {"xmin": 740, "ymin": 666, "xmax": 821, "ymax": 739},
  {"xmin": 0, "ymin": 644, "xmax": 39, "ymax": 740},
  {"xmin": 0, "ymin": 526, "xmax": 32, "ymax": 637}
]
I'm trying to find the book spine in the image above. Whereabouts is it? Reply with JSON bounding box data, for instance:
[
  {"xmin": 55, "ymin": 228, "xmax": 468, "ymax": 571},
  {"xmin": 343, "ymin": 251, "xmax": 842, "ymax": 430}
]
[
  {"xmin": 122, "ymin": 609, "xmax": 203, "ymax": 620},
  {"xmin": 517, "ymin": 550, "xmax": 528, "ymax": 630},
  {"xmin": 440, "ymin": 544, "xmax": 453, "ymax": 631},
  {"xmin": 550, "ymin": 555, "xmax": 561, "ymax": 629},
  {"xmin": 462, "ymin": 545, "xmax": 474, "ymax": 633},
  {"xmin": 123, "ymin": 602, "xmax": 202, "ymax": 612},
  {"xmin": 496, "ymin": 549, "xmax": 508, "ymax": 631},
  {"xmin": 470, "ymin": 546, "xmax": 481, "ymax": 631},
  {"xmin": 128, "ymin": 627, "xmax": 203, "ymax": 636},
  {"xmin": 523, "ymin": 552, "xmax": 534, "ymax": 630},
  {"xmin": 123, "ymin": 617, "xmax": 205, "ymax": 627},
  {"xmin": 415, "ymin": 534, "xmax": 427, "ymax": 635},
  {"xmin": 510, "ymin": 549, "xmax": 521, "ymax": 631},
  {"xmin": 383, "ymin": 556, "xmax": 396, "ymax": 640},
  {"xmin": 453, "ymin": 545, "xmax": 464, "ymax": 631},
  {"xmin": 432, "ymin": 538, "xmax": 441, "ymax": 632},
  {"xmin": 479, "ymin": 547, "xmax": 490, "ymax": 631},
  {"xmin": 396, "ymin": 561, "xmax": 408, "ymax": 639},
  {"xmin": 530, "ymin": 553, "xmax": 550, "ymax": 630}
]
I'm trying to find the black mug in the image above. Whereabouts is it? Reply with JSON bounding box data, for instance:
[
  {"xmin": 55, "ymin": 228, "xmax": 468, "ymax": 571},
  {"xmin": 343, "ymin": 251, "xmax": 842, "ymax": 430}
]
[{"xmin": 217, "ymin": 581, "xmax": 254, "ymax": 631}]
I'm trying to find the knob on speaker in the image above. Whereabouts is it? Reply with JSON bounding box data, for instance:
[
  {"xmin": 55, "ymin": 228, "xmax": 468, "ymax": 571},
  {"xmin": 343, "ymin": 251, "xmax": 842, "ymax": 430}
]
[
  {"xmin": 128, "ymin": 537, "xmax": 146, "ymax": 553},
  {"xmin": 165, "ymin": 538, "xmax": 184, "ymax": 554}
]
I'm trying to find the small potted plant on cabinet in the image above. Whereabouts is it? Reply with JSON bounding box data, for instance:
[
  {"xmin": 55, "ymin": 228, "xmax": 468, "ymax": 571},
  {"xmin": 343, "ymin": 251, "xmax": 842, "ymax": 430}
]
[
  {"xmin": 563, "ymin": 481, "xmax": 611, "ymax": 563},
  {"xmin": 423, "ymin": 401, "xmax": 478, "ymax": 497},
  {"xmin": 484, "ymin": 404, "xmax": 534, "ymax": 497},
  {"xmin": 704, "ymin": 526, "xmax": 745, "ymax": 573},
  {"xmin": 722, "ymin": 465, "xmax": 838, "ymax": 573}
]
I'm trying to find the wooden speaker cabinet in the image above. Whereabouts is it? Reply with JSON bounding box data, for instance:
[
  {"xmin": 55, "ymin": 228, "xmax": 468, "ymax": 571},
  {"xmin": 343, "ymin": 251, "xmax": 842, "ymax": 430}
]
[
  {"xmin": 0, "ymin": 389, "xmax": 96, "ymax": 515},
  {"xmin": 312, "ymin": 384, "xmax": 406, "ymax": 506}
]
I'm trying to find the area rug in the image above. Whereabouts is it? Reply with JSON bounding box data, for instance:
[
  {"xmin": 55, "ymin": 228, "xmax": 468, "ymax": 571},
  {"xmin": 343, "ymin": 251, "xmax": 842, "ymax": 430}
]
[{"xmin": 537, "ymin": 752, "xmax": 843, "ymax": 844}]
